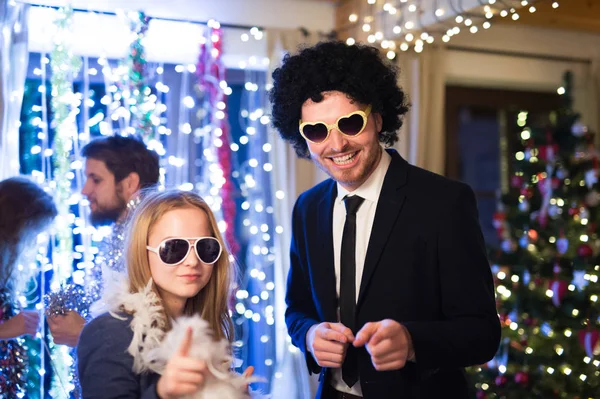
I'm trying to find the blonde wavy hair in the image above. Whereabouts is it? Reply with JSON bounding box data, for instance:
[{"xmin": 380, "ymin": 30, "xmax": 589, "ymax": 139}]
[{"xmin": 125, "ymin": 189, "xmax": 234, "ymax": 342}]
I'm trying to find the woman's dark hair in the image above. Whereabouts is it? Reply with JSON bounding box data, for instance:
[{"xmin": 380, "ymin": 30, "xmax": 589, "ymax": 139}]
[
  {"xmin": 81, "ymin": 135, "xmax": 160, "ymax": 188},
  {"xmin": 269, "ymin": 40, "xmax": 410, "ymax": 158},
  {"xmin": 0, "ymin": 177, "xmax": 57, "ymax": 291}
]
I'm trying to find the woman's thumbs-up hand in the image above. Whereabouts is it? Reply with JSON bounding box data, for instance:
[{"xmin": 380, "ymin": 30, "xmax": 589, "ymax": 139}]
[{"xmin": 157, "ymin": 327, "xmax": 209, "ymax": 399}]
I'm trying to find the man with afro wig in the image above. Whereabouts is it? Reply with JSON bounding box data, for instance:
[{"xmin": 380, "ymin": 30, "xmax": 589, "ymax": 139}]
[{"xmin": 270, "ymin": 41, "xmax": 500, "ymax": 399}]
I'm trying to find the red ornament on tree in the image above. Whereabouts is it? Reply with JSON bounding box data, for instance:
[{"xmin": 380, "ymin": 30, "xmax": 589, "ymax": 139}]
[
  {"xmin": 498, "ymin": 312, "xmax": 508, "ymax": 324},
  {"xmin": 527, "ymin": 229, "xmax": 538, "ymax": 242},
  {"xmin": 549, "ymin": 279, "xmax": 568, "ymax": 307},
  {"xmin": 495, "ymin": 375, "xmax": 508, "ymax": 387},
  {"xmin": 524, "ymin": 317, "xmax": 538, "ymax": 327},
  {"xmin": 514, "ymin": 371, "xmax": 530, "ymax": 386},
  {"xmin": 538, "ymin": 143, "xmax": 558, "ymax": 161},
  {"xmin": 551, "ymin": 177, "xmax": 561, "ymax": 189},
  {"xmin": 577, "ymin": 243, "xmax": 593, "ymax": 258},
  {"xmin": 493, "ymin": 211, "xmax": 506, "ymax": 238},
  {"xmin": 511, "ymin": 175, "xmax": 524, "ymax": 188},
  {"xmin": 520, "ymin": 186, "xmax": 533, "ymax": 199},
  {"xmin": 578, "ymin": 329, "xmax": 600, "ymax": 357}
]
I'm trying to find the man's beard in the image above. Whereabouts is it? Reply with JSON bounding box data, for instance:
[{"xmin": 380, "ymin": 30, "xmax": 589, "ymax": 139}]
[{"xmin": 90, "ymin": 196, "xmax": 127, "ymax": 227}]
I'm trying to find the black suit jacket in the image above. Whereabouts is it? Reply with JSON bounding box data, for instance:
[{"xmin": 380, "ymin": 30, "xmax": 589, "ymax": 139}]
[{"xmin": 285, "ymin": 149, "xmax": 501, "ymax": 399}]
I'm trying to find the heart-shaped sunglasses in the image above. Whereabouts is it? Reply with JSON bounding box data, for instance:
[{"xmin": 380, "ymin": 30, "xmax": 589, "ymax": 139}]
[{"xmin": 299, "ymin": 105, "xmax": 372, "ymax": 144}]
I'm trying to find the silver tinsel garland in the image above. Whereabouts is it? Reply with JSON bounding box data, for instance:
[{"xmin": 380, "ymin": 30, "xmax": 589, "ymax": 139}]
[
  {"xmin": 0, "ymin": 289, "xmax": 27, "ymax": 398},
  {"xmin": 43, "ymin": 284, "xmax": 95, "ymax": 319}
]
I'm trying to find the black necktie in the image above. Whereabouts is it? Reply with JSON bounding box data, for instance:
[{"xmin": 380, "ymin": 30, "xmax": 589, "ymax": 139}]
[{"xmin": 340, "ymin": 195, "xmax": 364, "ymax": 388}]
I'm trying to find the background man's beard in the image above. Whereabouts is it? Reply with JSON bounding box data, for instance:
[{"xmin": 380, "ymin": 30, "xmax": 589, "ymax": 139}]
[{"xmin": 90, "ymin": 199, "xmax": 127, "ymax": 227}]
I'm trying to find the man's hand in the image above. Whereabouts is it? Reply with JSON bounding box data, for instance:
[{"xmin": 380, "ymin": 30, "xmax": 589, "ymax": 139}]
[
  {"xmin": 0, "ymin": 310, "xmax": 40, "ymax": 339},
  {"xmin": 307, "ymin": 322, "xmax": 355, "ymax": 368},
  {"xmin": 47, "ymin": 311, "xmax": 86, "ymax": 347},
  {"xmin": 353, "ymin": 319, "xmax": 415, "ymax": 371}
]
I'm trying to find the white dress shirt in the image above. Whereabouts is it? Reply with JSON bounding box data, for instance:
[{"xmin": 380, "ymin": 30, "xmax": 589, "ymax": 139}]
[{"xmin": 328, "ymin": 149, "xmax": 391, "ymax": 396}]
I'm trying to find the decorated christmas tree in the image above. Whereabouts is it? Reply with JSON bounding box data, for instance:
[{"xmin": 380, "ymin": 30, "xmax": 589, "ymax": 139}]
[{"xmin": 471, "ymin": 71, "xmax": 600, "ymax": 398}]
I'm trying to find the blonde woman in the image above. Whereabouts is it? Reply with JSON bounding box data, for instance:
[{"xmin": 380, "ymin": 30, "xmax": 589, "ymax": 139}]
[{"xmin": 78, "ymin": 190, "xmax": 249, "ymax": 399}]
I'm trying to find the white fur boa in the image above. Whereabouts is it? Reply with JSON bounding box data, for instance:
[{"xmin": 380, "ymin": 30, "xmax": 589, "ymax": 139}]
[{"xmin": 91, "ymin": 270, "xmax": 267, "ymax": 399}]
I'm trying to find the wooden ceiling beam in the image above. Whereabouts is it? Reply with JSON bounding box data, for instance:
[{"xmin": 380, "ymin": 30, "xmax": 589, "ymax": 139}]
[
  {"xmin": 489, "ymin": 0, "xmax": 600, "ymax": 35},
  {"xmin": 332, "ymin": 0, "xmax": 600, "ymax": 42}
]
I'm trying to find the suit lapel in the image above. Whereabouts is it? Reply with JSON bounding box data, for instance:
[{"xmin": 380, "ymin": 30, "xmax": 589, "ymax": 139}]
[
  {"xmin": 314, "ymin": 180, "xmax": 338, "ymax": 322},
  {"xmin": 357, "ymin": 150, "xmax": 408, "ymax": 307}
]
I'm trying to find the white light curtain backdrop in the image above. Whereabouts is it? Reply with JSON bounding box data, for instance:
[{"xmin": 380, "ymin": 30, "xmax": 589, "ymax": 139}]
[
  {"xmin": 266, "ymin": 27, "xmax": 323, "ymax": 399},
  {"xmin": 0, "ymin": 0, "xmax": 29, "ymax": 179}
]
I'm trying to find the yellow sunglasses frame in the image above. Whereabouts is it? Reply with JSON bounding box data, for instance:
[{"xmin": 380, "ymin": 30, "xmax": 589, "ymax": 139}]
[{"xmin": 299, "ymin": 104, "xmax": 372, "ymax": 144}]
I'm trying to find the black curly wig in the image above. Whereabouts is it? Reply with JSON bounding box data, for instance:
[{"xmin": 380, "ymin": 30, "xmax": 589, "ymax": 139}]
[{"xmin": 269, "ymin": 40, "xmax": 410, "ymax": 159}]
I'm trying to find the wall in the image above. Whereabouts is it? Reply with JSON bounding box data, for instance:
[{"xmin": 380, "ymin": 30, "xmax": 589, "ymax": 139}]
[
  {"xmin": 26, "ymin": 0, "xmax": 336, "ymax": 31},
  {"xmin": 26, "ymin": 0, "xmax": 336, "ymax": 68},
  {"xmin": 444, "ymin": 23, "xmax": 600, "ymax": 132}
]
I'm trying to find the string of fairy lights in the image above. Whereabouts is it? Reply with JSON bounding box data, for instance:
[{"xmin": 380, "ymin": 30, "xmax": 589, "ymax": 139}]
[
  {"xmin": 7, "ymin": 5, "xmax": 287, "ymax": 397},
  {"xmin": 343, "ymin": 0, "xmax": 561, "ymax": 58}
]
